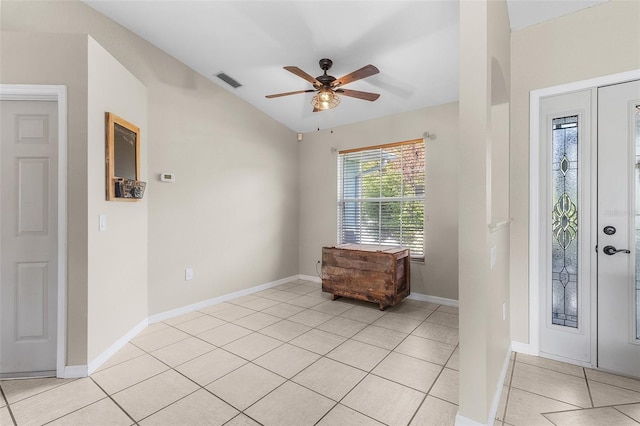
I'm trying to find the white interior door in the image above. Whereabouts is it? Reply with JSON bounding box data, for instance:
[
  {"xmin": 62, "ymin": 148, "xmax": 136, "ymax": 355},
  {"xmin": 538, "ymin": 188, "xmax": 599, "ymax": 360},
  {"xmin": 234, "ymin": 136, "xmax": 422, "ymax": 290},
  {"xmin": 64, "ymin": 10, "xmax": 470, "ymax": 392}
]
[
  {"xmin": 1, "ymin": 100, "xmax": 58, "ymax": 377},
  {"xmin": 539, "ymin": 90, "xmax": 595, "ymax": 365},
  {"xmin": 597, "ymin": 79, "xmax": 640, "ymax": 379}
]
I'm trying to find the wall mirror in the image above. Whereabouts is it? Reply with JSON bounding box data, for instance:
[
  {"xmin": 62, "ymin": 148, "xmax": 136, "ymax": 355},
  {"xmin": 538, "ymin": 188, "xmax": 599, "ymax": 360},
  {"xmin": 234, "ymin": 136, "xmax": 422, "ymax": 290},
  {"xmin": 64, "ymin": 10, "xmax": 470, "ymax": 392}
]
[{"xmin": 105, "ymin": 112, "xmax": 144, "ymax": 201}]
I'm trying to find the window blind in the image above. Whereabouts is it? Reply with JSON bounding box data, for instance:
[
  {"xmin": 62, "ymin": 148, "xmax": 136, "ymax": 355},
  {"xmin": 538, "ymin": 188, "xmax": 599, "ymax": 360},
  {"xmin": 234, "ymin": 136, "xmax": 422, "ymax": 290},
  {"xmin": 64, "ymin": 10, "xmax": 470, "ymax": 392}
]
[{"xmin": 338, "ymin": 139, "xmax": 425, "ymax": 259}]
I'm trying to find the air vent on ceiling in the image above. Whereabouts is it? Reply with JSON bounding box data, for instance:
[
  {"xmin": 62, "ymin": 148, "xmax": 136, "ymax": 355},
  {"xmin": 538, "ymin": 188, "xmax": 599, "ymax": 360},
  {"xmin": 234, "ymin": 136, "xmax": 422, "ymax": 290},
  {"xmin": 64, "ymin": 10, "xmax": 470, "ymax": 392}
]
[{"xmin": 216, "ymin": 72, "xmax": 242, "ymax": 89}]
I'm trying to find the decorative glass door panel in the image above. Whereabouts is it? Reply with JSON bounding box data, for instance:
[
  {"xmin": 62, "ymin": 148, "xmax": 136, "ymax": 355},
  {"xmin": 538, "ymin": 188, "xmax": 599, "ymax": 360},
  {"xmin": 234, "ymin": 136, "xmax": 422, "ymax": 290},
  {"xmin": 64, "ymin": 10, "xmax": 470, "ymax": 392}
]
[
  {"xmin": 552, "ymin": 116, "xmax": 579, "ymax": 328},
  {"xmin": 539, "ymin": 89, "xmax": 592, "ymax": 364}
]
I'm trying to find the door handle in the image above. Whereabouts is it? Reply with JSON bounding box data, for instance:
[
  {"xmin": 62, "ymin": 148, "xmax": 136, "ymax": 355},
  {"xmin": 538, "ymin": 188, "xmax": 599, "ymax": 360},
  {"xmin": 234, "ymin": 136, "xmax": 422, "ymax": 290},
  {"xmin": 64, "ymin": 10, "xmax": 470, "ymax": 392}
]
[{"xmin": 603, "ymin": 245, "xmax": 631, "ymax": 255}]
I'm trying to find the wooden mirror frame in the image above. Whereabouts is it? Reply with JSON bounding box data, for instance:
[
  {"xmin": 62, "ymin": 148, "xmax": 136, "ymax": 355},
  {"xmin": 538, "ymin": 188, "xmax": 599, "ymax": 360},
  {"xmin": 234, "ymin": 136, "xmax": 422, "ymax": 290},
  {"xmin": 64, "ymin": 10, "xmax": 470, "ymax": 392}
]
[{"xmin": 105, "ymin": 112, "xmax": 141, "ymax": 201}]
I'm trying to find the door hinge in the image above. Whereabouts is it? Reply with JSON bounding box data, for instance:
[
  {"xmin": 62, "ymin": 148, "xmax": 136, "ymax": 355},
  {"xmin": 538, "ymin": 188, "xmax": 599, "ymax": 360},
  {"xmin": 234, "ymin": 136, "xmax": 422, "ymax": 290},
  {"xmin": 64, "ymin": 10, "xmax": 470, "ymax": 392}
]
[{"xmin": 595, "ymin": 245, "xmax": 598, "ymax": 253}]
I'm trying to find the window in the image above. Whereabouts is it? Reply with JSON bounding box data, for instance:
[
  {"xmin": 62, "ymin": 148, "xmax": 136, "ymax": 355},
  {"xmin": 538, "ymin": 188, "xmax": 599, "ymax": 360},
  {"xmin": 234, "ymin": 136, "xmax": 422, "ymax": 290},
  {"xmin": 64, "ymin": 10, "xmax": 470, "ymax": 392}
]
[{"xmin": 338, "ymin": 139, "xmax": 425, "ymax": 259}]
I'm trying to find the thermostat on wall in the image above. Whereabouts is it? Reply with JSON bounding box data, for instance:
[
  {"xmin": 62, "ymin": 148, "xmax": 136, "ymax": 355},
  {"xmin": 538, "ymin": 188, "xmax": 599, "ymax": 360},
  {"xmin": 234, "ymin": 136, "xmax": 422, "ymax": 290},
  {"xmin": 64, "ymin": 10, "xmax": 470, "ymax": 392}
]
[{"xmin": 160, "ymin": 172, "xmax": 175, "ymax": 183}]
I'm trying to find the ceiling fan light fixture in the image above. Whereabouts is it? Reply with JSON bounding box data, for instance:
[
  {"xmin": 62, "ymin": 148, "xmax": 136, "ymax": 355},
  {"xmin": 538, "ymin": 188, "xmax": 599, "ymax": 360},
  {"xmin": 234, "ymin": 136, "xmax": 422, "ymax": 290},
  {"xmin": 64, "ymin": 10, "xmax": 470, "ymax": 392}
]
[{"xmin": 312, "ymin": 88, "xmax": 340, "ymax": 111}]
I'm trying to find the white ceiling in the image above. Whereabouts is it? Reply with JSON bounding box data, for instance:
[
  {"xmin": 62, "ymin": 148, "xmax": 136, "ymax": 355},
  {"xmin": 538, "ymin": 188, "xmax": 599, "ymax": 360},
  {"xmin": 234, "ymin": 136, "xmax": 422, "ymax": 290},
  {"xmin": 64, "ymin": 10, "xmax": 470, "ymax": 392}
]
[{"xmin": 83, "ymin": 0, "xmax": 610, "ymax": 133}]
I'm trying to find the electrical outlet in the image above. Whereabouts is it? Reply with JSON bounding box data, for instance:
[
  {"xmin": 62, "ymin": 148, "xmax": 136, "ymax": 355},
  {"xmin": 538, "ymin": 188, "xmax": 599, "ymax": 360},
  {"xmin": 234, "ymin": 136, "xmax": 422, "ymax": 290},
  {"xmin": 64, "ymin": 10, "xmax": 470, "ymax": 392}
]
[{"xmin": 185, "ymin": 268, "xmax": 193, "ymax": 281}]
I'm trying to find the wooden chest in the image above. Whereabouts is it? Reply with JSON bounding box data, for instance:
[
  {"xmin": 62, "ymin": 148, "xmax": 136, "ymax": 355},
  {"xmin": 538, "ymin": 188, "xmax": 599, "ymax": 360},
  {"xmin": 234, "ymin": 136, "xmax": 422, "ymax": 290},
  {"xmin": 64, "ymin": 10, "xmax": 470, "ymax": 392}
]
[{"xmin": 321, "ymin": 244, "xmax": 410, "ymax": 310}]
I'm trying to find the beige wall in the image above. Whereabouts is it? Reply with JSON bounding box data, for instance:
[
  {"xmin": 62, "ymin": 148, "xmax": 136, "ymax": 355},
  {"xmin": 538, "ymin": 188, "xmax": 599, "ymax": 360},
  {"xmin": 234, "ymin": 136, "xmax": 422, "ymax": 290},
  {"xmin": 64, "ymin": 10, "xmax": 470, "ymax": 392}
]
[
  {"xmin": 298, "ymin": 103, "xmax": 459, "ymax": 300},
  {"xmin": 510, "ymin": 0, "xmax": 640, "ymax": 344},
  {"xmin": 86, "ymin": 38, "xmax": 148, "ymax": 362},
  {"xmin": 2, "ymin": 1, "xmax": 299, "ymax": 326},
  {"xmin": 458, "ymin": 0, "xmax": 511, "ymax": 422},
  {"xmin": 0, "ymin": 31, "xmax": 89, "ymax": 365}
]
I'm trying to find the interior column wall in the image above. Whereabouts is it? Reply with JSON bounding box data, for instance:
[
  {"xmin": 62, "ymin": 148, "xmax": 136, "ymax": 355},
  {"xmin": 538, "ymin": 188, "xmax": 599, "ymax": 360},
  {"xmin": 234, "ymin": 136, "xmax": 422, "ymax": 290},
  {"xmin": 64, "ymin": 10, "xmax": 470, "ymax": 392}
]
[
  {"xmin": 458, "ymin": 0, "xmax": 511, "ymax": 422},
  {"xmin": 86, "ymin": 37, "xmax": 148, "ymax": 365}
]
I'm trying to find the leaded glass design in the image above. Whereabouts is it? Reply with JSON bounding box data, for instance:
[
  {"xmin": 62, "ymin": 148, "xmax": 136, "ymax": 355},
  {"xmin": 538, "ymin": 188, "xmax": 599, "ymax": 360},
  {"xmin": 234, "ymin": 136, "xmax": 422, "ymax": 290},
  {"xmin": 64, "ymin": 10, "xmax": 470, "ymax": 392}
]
[
  {"xmin": 635, "ymin": 105, "xmax": 640, "ymax": 340},
  {"xmin": 552, "ymin": 116, "xmax": 579, "ymax": 328}
]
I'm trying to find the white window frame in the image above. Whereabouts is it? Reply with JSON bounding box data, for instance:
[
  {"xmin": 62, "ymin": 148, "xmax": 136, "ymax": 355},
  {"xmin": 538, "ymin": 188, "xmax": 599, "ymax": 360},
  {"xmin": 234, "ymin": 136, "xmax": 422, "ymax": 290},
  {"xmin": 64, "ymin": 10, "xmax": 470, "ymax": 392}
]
[{"xmin": 337, "ymin": 138, "xmax": 425, "ymax": 260}]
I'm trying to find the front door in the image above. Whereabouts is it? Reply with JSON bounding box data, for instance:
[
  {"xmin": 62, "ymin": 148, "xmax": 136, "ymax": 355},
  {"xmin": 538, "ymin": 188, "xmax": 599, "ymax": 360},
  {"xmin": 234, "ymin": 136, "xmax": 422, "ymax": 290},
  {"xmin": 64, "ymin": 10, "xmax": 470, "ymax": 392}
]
[
  {"xmin": 0, "ymin": 100, "xmax": 58, "ymax": 377},
  {"xmin": 597, "ymin": 79, "xmax": 640, "ymax": 378}
]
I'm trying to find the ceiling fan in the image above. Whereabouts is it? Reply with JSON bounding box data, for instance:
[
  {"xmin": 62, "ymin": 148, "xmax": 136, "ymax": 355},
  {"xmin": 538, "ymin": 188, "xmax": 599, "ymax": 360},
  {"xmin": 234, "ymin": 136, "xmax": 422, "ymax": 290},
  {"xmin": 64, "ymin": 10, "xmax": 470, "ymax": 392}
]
[{"xmin": 265, "ymin": 58, "xmax": 380, "ymax": 112}]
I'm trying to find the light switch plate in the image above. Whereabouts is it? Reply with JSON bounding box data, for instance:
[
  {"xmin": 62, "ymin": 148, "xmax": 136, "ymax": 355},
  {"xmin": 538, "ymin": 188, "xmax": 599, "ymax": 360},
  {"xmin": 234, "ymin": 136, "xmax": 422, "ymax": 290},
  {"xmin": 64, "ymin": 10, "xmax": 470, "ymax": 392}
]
[
  {"xmin": 99, "ymin": 214, "xmax": 107, "ymax": 231},
  {"xmin": 185, "ymin": 268, "xmax": 193, "ymax": 281},
  {"xmin": 490, "ymin": 245, "xmax": 497, "ymax": 269}
]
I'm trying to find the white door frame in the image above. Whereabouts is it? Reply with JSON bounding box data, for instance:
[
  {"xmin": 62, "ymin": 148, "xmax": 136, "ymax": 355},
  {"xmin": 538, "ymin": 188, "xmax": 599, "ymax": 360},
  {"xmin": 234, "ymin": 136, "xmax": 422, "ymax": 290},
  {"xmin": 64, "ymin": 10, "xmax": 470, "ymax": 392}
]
[
  {"xmin": 0, "ymin": 84, "xmax": 68, "ymax": 378},
  {"xmin": 528, "ymin": 69, "xmax": 640, "ymax": 359}
]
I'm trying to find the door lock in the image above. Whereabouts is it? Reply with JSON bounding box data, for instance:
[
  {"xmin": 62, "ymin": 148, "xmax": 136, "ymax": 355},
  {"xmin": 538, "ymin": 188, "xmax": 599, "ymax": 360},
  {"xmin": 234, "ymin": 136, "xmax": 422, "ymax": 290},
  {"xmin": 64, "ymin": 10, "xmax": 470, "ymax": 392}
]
[
  {"xmin": 603, "ymin": 226, "xmax": 616, "ymax": 235},
  {"xmin": 602, "ymin": 245, "xmax": 631, "ymax": 255}
]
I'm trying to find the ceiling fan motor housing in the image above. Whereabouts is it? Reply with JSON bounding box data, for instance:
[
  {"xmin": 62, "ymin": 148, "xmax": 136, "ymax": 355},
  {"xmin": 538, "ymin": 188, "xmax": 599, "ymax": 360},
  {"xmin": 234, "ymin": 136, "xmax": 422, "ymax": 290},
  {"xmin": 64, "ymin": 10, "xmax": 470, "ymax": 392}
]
[
  {"xmin": 316, "ymin": 58, "xmax": 336, "ymax": 87},
  {"xmin": 319, "ymin": 58, "xmax": 333, "ymax": 71}
]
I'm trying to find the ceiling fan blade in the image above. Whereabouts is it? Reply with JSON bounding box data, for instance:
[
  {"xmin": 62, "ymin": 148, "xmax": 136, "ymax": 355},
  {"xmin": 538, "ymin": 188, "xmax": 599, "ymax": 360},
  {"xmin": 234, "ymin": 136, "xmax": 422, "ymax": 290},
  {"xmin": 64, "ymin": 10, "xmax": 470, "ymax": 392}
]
[
  {"xmin": 265, "ymin": 89, "xmax": 316, "ymax": 99},
  {"xmin": 336, "ymin": 88, "xmax": 380, "ymax": 101},
  {"xmin": 284, "ymin": 66, "xmax": 322, "ymax": 86},
  {"xmin": 332, "ymin": 64, "xmax": 379, "ymax": 87}
]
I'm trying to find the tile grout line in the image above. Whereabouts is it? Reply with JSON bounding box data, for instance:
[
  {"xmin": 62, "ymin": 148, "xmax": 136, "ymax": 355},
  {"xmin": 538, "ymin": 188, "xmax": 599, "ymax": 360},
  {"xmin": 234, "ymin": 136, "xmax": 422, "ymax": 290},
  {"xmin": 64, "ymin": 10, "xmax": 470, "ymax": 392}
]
[
  {"xmin": 342, "ymin": 320, "xmax": 455, "ymax": 425},
  {"xmin": 202, "ymin": 289, "xmax": 457, "ymax": 402},
  {"xmin": 216, "ymin": 289, "xmax": 447, "ymax": 424},
  {"xmin": 611, "ymin": 405, "xmax": 640, "ymax": 424},
  {"xmin": 584, "ymin": 367, "xmax": 596, "ymax": 408},
  {"xmin": 87, "ymin": 378, "xmax": 140, "ymax": 426},
  {"xmin": 140, "ymin": 340, "xmax": 254, "ymax": 422},
  {"xmin": 540, "ymin": 401, "xmax": 640, "ymax": 416},
  {"xmin": 0, "ymin": 377, "xmax": 78, "ymax": 407},
  {"xmin": 499, "ymin": 353, "xmax": 517, "ymax": 422},
  {"xmin": 508, "ymin": 383, "xmax": 586, "ymax": 410},
  {"xmin": 540, "ymin": 411, "xmax": 560, "ymax": 426},
  {"xmin": 515, "ymin": 356, "xmax": 640, "ymax": 395},
  {"xmin": 156, "ymin": 294, "xmax": 376, "ymax": 423},
  {"xmin": 84, "ymin": 283, "xmax": 453, "ymax": 425},
  {"xmin": 511, "ymin": 361, "xmax": 640, "ymax": 408},
  {"xmin": 405, "ymin": 342, "xmax": 461, "ymax": 425},
  {"xmin": 131, "ymin": 330, "xmax": 286, "ymax": 425},
  {"xmin": 0, "ymin": 385, "xmax": 17, "ymax": 426}
]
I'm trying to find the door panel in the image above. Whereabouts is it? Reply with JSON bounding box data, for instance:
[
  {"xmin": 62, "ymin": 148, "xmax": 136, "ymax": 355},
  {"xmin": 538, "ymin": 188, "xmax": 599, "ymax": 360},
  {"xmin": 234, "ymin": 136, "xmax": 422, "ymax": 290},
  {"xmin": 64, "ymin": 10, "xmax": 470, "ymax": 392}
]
[
  {"xmin": 16, "ymin": 262, "xmax": 49, "ymax": 341},
  {"xmin": 597, "ymin": 80, "xmax": 640, "ymax": 378},
  {"xmin": 1, "ymin": 100, "xmax": 58, "ymax": 376},
  {"xmin": 18, "ymin": 158, "xmax": 50, "ymax": 235}
]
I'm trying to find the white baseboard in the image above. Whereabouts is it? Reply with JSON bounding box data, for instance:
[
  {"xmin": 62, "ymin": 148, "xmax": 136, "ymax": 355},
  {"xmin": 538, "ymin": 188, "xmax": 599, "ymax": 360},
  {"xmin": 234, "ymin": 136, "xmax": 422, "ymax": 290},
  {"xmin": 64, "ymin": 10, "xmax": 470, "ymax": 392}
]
[
  {"xmin": 148, "ymin": 275, "xmax": 300, "ymax": 324},
  {"xmin": 87, "ymin": 318, "xmax": 149, "ymax": 375},
  {"xmin": 72, "ymin": 275, "xmax": 459, "ymax": 378},
  {"xmin": 455, "ymin": 414, "xmax": 486, "ymax": 426},
  {"xmin": 487, "ymin": 344, "xmax": 512, "ymax": 424},
  {"xmin": 298, "ymin": 274, "xmax": 321, "ymax": 283},
  {"xmin": 408, "ymin": 292, "xmax": 459, "ymax": 307},
  {"xmin": 62, "ymin": 365, "xmax": 88, "ymax": 378},
  {"xmin": 297, "ymin": 278, "xmax": 459, "ymax": 308},
  {"xmin": 70, "ymin": 275, "xmax": 300, "ymax": 377},
  {"xmin": 511, "ymin": 341, "xmax": 532, "ymax": 355},
  {"xmin": 455, "ymin": 344, "xmax": 512, "ymax": 426}
]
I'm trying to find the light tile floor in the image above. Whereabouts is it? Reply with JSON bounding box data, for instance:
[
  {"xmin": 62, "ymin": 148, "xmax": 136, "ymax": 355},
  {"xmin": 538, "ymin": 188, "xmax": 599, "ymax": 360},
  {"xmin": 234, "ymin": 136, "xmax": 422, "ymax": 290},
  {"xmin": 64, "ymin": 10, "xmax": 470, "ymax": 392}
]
[{"xmin": 1, "ymin": 279, "xmax": 639, "ymax": 425}]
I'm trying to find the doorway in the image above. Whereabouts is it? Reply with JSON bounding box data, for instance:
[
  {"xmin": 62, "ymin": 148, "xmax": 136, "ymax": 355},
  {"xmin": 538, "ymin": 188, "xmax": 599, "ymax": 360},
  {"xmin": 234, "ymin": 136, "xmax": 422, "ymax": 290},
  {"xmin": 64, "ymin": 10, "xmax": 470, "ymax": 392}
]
[
  {"xmin": 0, "ymin": 85, "xmax": 67, "ymax": 378},
  {"xmin": 531, "ymin": 73, "xmax": 640, "ymax": 378}
]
